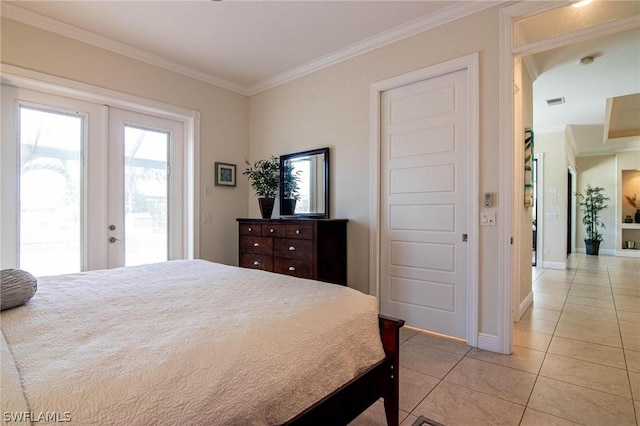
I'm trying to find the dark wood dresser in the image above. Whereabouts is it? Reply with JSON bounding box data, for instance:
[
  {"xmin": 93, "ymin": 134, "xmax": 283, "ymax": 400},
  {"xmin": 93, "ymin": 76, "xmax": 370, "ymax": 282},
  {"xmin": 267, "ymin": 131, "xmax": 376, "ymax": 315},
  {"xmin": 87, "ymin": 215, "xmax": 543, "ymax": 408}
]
[{"xmin": 237, "ymin": 218, "xmax": 347, "ymax": 285}]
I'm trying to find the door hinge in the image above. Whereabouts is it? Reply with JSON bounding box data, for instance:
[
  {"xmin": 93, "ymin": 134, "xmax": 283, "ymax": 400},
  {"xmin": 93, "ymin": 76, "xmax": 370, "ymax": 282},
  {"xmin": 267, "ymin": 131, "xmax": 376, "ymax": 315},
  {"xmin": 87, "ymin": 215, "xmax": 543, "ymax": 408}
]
[
  {"xmin": 510, "ymin": 237, "xmax": 513, "ymax": 245},
  {"xmin": 462, "ymin": 233, "xmax": 468, "ymax": 242}
]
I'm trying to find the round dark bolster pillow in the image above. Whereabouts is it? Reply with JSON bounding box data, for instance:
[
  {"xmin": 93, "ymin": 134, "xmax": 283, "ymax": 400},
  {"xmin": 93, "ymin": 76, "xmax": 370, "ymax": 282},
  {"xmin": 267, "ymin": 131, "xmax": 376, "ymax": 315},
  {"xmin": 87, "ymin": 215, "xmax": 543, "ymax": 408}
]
[{"xmin": 1, "ymin": 269, "xmax": 37, "ymax": 311}]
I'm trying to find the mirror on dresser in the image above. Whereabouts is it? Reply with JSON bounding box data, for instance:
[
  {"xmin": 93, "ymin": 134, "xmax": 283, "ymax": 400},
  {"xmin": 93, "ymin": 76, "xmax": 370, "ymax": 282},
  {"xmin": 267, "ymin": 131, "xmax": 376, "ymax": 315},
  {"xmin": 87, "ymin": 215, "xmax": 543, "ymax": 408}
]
[{"xmin": 279, "ymin": 147, "xmax": 329, "ymax": 218}]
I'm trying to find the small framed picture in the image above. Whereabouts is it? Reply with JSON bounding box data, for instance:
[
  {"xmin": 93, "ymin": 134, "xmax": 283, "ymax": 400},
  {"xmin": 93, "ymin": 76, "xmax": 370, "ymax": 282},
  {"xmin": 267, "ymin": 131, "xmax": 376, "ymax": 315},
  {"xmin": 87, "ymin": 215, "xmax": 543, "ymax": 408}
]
[{"xmin": 215, "ymin": 162, "xmax": 236, "ymax": 187}]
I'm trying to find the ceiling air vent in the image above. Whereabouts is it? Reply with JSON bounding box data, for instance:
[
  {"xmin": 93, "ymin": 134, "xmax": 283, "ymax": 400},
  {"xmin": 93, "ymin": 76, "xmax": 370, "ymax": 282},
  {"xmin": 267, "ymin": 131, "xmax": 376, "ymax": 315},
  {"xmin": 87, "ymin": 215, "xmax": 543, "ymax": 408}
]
[{"xmin": 546, "ymin": 97, "xmax": 565, "ymax": 106}]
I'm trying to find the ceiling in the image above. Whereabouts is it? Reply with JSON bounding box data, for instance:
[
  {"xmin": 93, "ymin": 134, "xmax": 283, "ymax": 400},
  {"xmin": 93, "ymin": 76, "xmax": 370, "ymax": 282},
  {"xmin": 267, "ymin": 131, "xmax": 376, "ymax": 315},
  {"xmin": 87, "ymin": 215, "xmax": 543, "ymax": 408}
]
[
  {"xmin": 2, "ymin": 0, "xmax": 492, "ymax": 94},
  {"xmin": 2, "ymin": 1, "xmax": 639, "ymax": 155},
  {"xmin": 529, "ymin": 26, "xmax": 640, "ymax": 155}
]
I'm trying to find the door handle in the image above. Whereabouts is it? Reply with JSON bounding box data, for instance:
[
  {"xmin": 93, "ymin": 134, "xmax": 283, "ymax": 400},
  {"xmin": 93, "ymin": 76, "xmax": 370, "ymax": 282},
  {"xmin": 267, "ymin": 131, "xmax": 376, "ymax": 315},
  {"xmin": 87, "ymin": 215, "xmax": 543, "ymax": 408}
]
[{"xmin": 108, "ymin": 224, "xmax": 116, "ymax": 231}]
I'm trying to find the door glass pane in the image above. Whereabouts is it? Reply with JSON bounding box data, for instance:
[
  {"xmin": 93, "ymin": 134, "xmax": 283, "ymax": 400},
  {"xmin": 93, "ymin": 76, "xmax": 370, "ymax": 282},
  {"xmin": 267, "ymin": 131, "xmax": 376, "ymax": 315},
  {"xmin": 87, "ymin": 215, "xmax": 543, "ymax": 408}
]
[
  {"xmin": 20, "ymin": 106, "xmax": 82, "ymax": 276},
  {"xmin": 124, "ymin": 126, "xmax": 168, "ymax": 266}
]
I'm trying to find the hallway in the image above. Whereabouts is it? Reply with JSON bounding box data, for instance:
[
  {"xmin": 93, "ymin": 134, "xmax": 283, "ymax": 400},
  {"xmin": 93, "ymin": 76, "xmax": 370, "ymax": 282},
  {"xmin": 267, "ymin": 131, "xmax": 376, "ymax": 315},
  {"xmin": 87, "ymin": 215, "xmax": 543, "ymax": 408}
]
[{"xmin": 352, "ymin": 253, "xmax": 639, "ymax": 425}]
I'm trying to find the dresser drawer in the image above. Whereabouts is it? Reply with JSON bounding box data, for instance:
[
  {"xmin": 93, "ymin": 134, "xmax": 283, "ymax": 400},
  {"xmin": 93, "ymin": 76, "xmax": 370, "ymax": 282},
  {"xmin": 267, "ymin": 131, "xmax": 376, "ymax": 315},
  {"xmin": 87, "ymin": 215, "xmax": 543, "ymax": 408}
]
[
  {"xmin": 262, "ymin": 223, "xmax": 285, "ymax": 237},
  {"xmin": 285, "ymin": 224, "xmax": 313, "ymax": 240},
  {"xmin": 237, "ymin": 218, "xmax": 347, "ymax": 285},
  {"xmin": 240, "ymin": 236, "xmax": 273, "ymax": 255},
  {"xmin": 274, "ymin": 257, "xmax": 313, "ymax": 279},
  {"xmin": 274, "ymin": 239, "xmax": 313, "ymax": 261},
  {"xmin": 240, "ymin": 223, "xmax": 262, "ymax": 236},
  {"xmin": 240, "ymin": 253, "xmax": 273, "ymax": 271}
]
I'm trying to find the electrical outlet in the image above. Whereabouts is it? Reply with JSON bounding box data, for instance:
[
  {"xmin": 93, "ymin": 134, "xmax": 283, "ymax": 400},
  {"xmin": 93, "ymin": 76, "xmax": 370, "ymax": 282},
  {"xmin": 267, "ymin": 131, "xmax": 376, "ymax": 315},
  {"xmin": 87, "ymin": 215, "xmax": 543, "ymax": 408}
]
[
  {"xmin": 205, "ymin": 185, "xmax": 212, "ymax": 197},
  {"xmin": 543, "ymin": 249, "xmax": 549, "ymax": 255},
  {"xmin": 201, "ymin": 213, "xmax": 212, "ymax": 223}
]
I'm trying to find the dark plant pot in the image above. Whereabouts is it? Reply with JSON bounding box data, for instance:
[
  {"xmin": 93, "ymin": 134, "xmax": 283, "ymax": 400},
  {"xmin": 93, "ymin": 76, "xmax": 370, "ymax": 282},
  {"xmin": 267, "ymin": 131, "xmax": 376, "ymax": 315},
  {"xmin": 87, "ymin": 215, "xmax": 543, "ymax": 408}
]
[
  {"xmin": 635, "ymin": 210, "xmax": 640, "ymax": 224},
  {"xmin": 281, "ymin": 199, "xmax": 297, "ymax": 216},
  {"xmin": 258, "ymin": 198, "xmax": 275, "ymax": 219},
  {"xmin": 584, "ymin": 239, "xmax": 601, "ymax": 256}
]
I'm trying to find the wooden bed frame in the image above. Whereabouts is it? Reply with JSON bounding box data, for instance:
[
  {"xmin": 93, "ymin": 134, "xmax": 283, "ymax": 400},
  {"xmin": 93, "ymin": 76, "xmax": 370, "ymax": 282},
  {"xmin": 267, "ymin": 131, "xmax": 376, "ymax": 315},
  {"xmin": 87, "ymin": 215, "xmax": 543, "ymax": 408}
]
[{"xmin": 285, "ymin": 315, "xmax": 405, "ymax": 426}]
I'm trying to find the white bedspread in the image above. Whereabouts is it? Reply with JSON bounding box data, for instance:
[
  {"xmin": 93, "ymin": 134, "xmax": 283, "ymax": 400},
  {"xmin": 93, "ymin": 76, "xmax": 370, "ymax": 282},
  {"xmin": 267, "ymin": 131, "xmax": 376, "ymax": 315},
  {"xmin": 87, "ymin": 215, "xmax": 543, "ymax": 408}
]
[{"xmin": 1, "ymin": 260, "xmax": 384, "ymax": 425}]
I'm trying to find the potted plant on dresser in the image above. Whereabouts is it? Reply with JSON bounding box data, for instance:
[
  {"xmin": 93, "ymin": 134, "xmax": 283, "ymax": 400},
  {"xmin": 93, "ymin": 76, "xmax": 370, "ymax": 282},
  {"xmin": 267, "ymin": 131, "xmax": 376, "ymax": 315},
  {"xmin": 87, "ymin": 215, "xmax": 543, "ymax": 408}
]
[
  {"xmin": 281, "ymin": 161, "xmax": 301, "ymax": 216},
  {"xmin": 576, "ymin": 184, "xmax": 609, "ymax": 255},
  {"xmin": 243, "ymin": 156, "xmax": 279, "ymax": 219}
]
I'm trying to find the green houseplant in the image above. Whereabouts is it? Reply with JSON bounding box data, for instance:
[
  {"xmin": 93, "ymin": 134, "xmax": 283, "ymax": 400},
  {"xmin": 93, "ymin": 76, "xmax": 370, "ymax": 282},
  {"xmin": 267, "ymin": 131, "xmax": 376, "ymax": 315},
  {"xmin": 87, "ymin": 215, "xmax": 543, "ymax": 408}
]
[
  {"xmin": 576, "ymin": 184, "xmax": 609, "ymax": 255},
  {"xmin": 243, "ymin": 156, "xmax": 279, "ymax": 218},
  {"xmin": 281, "ymin": 161, "xmax": 301, "ymax": 216}
]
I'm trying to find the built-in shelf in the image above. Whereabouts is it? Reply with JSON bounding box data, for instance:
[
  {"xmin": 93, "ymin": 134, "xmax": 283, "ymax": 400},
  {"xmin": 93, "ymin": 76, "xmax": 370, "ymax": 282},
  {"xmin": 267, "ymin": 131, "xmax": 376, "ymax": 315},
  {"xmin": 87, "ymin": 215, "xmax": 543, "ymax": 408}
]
[
  {"xmin": 616, "ymin": 167, "xmax": 640, "ymax": 258},
  {"xmin": 617, "ymin": 249, "xmax": 640, "ymax": 258},
  {"xmin": 621, "ymin": 223, "xmax": 640, "ymax": 229}
]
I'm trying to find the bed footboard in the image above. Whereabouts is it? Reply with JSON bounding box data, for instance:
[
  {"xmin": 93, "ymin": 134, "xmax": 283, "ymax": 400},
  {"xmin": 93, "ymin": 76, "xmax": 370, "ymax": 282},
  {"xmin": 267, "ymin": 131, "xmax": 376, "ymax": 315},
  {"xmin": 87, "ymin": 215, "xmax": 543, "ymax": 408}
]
[{"xmin": 284, "ymin": 315, "xmax": 404, "ymax": 426}]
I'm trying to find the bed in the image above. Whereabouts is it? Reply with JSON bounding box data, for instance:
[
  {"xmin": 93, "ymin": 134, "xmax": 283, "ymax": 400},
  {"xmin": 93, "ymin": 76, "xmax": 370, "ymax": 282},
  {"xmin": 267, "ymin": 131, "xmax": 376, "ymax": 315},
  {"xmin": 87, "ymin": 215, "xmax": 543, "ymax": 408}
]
[{"xmin": 1, "ymin": 260, "xmax": 403, "ymax": 425}]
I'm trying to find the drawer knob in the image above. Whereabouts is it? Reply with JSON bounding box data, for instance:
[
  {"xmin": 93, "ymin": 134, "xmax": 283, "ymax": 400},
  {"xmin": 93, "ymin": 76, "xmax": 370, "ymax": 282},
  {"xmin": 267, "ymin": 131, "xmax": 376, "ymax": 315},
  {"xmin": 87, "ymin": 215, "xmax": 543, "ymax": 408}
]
[
  {"xmin": 248, "ymin": 227, "xmax": 253, "ymax": 232},
  {"xmin": 253, "ymin": 261, "xmax": 260, "ymax": 266},
  {"xmin": 254, "ymin": 242, "xmax": 260, "ymax": 247},
  {"xmin": 289, "ymin": 266, "xmax": 296, "ymax": 271},
  {"xmin": 270, "ymin": 228, "xmax": 274, "ymax": 233},
  {"xmin": 289, "ymin": 246, "xmax": 296, "ymax": 251},
  {"xmin": 295, "ymin": 229, "xmax": 300, "ymax": 234}
]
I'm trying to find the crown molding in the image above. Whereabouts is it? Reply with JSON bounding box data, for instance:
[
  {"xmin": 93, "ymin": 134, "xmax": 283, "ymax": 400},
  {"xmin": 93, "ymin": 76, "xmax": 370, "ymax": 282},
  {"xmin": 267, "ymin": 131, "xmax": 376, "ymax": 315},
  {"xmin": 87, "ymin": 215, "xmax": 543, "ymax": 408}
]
[
  {"xmin": 247, "ymin": 1, "xmax": 500, "ymax": 95},
  {"xmin": 3, "ymin": 1, "xmax": 500, "ymax": 98},
  {"xmin": 1, "ymin": 2, "xmax": 250, "ymax": 96}
]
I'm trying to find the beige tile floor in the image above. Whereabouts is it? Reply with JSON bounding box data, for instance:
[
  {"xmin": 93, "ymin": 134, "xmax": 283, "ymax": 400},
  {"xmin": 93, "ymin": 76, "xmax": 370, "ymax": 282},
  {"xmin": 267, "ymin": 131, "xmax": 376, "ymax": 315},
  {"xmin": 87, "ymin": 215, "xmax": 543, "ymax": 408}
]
[{"xmin": 351, "ymin": 253, "xmax": 640, "ymax": 426}]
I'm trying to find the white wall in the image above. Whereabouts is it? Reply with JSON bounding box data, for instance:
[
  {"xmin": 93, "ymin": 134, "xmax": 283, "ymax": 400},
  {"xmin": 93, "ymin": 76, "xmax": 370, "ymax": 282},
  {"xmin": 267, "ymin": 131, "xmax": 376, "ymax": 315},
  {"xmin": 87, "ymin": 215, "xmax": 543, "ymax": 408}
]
[
  {"xmin": 576, "ymin": 155, "xmax": 616, "ymax": 252},
  {"xmin": 1, "ymin": 17, "xmax": 249, "ymax": 265},
  {"xmin": 250, "ymin": 6, "xmax": 504, "ymax": 337},
  {"xmin": 535, "ymin": 132, "xmax": 569, "ymax": 266}
]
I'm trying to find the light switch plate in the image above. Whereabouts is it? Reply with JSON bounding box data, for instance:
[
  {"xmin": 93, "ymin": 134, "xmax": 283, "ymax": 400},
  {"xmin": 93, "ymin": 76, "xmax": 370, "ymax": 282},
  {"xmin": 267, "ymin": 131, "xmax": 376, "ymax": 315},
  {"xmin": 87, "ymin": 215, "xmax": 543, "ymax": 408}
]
[{"xmin": 480, "ymin": 211, "xmax": 496, "ymax": 226}]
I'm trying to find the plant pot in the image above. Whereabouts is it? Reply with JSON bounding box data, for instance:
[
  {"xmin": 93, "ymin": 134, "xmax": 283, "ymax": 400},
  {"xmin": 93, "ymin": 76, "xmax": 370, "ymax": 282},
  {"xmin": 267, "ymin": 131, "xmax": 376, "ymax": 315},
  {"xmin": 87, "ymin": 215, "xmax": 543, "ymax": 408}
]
[
  {"xmin": 281, "ymin": 199, "xmax": 297, "ymax": 216},
  {"xmin": 258, "ymin": 198, "xmax": 275, "ymax": 219},
  {"xmin": 584, "ymin": 239, "xmax": 601, "ymax": 256},
  {"xmin": 636, "ymin": 210, "xmax": 640, "ymax": 224}
]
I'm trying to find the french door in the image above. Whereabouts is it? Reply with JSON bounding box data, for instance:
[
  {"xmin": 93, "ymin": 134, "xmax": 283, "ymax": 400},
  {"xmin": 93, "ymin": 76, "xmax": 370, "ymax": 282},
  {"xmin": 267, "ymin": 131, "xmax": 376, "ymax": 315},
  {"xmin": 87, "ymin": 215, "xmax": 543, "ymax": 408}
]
[
  {"xmin": 107, "ymin": 108, "xmax": 184, "ymax": 269},
  {"xmin": 1, "ymin": 86, "xmax": 185, "ymax": 276}
]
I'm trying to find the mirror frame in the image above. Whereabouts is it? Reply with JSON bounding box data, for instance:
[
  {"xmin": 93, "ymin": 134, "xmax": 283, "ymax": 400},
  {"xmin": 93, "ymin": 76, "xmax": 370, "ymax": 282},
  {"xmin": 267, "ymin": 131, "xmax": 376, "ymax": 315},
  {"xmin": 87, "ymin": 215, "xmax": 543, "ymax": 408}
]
[{"xmin": 279, "ymin": 147, "xmax": 330, "ymax": 218}]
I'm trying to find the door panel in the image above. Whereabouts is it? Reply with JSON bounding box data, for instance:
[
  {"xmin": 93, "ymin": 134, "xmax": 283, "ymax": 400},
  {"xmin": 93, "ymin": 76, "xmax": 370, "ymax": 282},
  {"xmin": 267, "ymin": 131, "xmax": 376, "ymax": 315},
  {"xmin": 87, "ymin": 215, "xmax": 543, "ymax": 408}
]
[
  {"xmin": 1, "ymin": 87, "xmax": 106, "ymax": 275},
  {"xmin": 380, "ymin": 69, "xmax": 469, "ymax": 339},
  {"xmin": 107, "ymin": 108, "xmax": 184, "ymax": 268}
]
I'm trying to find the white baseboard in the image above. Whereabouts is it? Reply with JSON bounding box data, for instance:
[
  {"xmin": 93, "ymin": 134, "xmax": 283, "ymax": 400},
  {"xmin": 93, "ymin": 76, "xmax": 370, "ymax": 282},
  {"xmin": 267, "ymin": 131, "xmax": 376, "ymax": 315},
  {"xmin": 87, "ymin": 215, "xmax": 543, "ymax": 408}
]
[
  {"xmin": 542, "ymin": 261, "xmax": 566, "ymax": 270},
  {"xmin": 518, "ymin": 292, "xmax": 533, "ymax": 320},
  {"xmin": 575, "ymin": 248, "xmax": 616, "ymax": 256},
  {"xmin": 477, "ymin": 333, "xmax": 501, "ymax": 353}
]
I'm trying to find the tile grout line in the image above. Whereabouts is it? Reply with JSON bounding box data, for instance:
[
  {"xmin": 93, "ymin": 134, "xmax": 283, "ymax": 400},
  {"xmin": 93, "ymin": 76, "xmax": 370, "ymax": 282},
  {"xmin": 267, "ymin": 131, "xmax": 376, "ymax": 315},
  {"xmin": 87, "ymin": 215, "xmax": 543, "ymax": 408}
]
[{"xmin": 518, "ymin": 255, "xmax": 580, "ymax": 425}]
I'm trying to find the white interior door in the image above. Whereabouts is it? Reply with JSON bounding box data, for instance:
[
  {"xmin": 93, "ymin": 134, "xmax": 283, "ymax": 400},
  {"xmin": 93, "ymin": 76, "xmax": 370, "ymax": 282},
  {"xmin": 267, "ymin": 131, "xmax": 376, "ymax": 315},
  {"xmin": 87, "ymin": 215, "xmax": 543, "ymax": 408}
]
[
  {"xmin": 107, "ymin": 108, "xmax": 184, "ymax": 268},
  {"xmin": 379, "ymin": 68, "xmax": 470, "ymax": 339}
]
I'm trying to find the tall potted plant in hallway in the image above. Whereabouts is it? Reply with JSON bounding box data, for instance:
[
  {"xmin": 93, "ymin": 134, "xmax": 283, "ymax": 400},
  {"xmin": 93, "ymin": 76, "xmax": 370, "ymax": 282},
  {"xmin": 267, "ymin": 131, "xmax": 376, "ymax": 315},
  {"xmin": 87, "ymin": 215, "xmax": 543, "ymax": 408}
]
[{"xmin": 576, "ymin": 184, "xmax": 609, "ymax": 255}]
